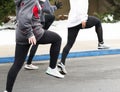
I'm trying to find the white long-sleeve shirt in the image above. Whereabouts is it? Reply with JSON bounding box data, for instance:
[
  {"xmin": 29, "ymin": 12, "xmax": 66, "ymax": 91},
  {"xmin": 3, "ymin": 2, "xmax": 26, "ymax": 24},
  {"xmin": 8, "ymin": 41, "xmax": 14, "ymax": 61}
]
[{"xmin": 68, "ymin": 0, "xmax": 89, "ymax": 27}]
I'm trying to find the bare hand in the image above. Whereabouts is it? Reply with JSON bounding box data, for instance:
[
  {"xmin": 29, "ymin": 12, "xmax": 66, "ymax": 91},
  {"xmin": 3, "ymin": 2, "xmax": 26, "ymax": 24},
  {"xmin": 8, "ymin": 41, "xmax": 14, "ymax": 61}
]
[
  {"xmin": 28, "ymin": 35, "xmax": 36, "ymax": 45},
  {"xmin": 81, "ymin": 21, "xmax": 86, "ymax": 29}
]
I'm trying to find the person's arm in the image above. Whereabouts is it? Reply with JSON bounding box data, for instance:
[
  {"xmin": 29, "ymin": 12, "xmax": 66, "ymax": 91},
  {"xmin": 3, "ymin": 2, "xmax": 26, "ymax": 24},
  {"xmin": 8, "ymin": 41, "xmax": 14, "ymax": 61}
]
[
  {"xmin": 18, "ymin": 4, "xmax": 40, "ymax": 45},
  {"xmin": 49, "ymin": 0, "xmax": 63, "ymax": 13},
  {"xmin": 42, "ymin": 0, "xmax": 62, "ymax": 15},
  {"xmin": 42, "ymin": 0, "xmax": 55, "ymax": 14},
  {"xmin": 79, "ymin": 1, "xmax": 88, "ymax": 28},
  {"xmin": 18, "ymin": 11, "xmax": 34, "ymax": 38},
  {"xmin": 18, "ymin": 17, "xmax": 35, "ymax": 44}
]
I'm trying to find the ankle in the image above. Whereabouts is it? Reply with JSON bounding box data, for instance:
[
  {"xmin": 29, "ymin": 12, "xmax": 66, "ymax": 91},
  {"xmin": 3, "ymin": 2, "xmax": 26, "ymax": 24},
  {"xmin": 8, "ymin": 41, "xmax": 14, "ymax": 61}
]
[{"xmin": 99, "ymin": 42, "xmax": 104, "ymax": 44}]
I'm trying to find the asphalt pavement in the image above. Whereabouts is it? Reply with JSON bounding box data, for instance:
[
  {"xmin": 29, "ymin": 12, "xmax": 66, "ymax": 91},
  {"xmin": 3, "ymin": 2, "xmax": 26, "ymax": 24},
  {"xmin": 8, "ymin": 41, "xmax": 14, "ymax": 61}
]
[{"xmin": 1, "ymin": 55, "xmax": 120, "ymax": 92}]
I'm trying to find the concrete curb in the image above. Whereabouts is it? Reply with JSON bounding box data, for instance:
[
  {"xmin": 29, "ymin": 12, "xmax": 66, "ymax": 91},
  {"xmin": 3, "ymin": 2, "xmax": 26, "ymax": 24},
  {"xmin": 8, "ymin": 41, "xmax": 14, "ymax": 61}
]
[{"xmin": 0, "ymin": 49, "xmax": 120, "ymax": 63}]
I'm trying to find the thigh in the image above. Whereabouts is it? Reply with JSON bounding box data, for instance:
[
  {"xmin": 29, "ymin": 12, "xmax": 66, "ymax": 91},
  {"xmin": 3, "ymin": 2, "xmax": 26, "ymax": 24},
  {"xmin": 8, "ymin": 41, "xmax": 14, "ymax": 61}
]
[
  {"xmin": 67, "ymin": 25, "xmax": 80, "ymax": 44},
  {"xmin": 37, "ymin": 31, "xmax": 61, "ymax": 44},
  {"xmin": 14, "ymin": 44, "xmax": 30, "ymax": 65},
  {"xmin": 45, "ymin": 14, "xmax": 55, "ymax": 22},
  {"xmin": 86, "ymin": 16, "xmax": 100, "ymax": 28}
]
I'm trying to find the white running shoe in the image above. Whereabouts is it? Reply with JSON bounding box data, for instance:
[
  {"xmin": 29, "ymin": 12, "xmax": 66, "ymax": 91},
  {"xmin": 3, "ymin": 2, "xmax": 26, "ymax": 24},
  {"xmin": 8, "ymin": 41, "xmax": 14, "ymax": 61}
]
[
  {"xmin": 24, "ymin": 64, "xmax": 39, "ymax": 70},
  {"xmin": 46, "ymin": 67, "xmax": 64, "ymax": 78},
  {"xmin": 57, "ymin": 62, "xmax": 67, "ymax": 74},
  {"xmin": 98, "ymin": 43, "xmax": 110, "ymax": 49}
]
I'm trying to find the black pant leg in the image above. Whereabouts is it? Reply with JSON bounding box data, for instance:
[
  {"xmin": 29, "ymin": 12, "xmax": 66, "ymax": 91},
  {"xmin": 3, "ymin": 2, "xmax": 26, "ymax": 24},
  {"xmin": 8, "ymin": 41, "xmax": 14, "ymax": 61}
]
[
  {"xmin": 27, "ymin": 44, "xmax": 39, "ymax": 64},
  {"xmin": 37, "ymin": 31, "xmax": 61, "ymax": 68},
  {"xmin": 86, "ymin": 16, "xmax": 103, "ymax": 43},
  {"xmin": 43, "ymin": 14, "xmax": 55, "ymax": 30},
  {"xmin": 61, "ymin": 25, "xmax": 80, "ymax": 65},
  {"xmin": 6, "ymin": 44, "xmax": 30, "ymax": 92}
]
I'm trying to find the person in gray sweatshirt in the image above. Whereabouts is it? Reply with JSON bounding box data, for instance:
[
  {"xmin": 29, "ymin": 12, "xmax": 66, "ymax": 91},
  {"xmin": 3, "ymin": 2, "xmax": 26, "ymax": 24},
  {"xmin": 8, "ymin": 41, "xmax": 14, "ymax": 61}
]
[
  {"xmin": 4, "ymin": 0, "xmax": 64, "ymax": 92},
  {"xmin": 24, "ymin": 0, "xmax": 63, "ymax": 70}
]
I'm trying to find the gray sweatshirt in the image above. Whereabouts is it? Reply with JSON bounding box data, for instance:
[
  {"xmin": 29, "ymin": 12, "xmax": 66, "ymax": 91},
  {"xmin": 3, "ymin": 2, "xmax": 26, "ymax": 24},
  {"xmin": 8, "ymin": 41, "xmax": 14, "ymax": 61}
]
[{"xmin": 15, "ymin": 0, "xmax": 44, "ymax": 45}]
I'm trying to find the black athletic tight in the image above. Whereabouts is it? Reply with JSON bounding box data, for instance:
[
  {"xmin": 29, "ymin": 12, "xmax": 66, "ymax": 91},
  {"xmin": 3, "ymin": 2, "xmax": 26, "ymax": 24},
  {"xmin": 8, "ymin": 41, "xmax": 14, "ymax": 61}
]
[
  {"xmin": 42, "ymin": 14, "xmax": 55, "ymax": 30},
  {"xmin": 61, "ymin": 16, "xmax": 104, "ymax": 65},
  {"xmin": 6, "ymin": 30, "xmax": 61, "ymax": 92},
  {"xmin": 27, "ymin": 14, "xmax": 55, "ymax": 65},
  {"xmin": 37, "ymin": 31, "xmax": 61, "ymax": 68},
  {"xmin": 6, "ymin": 44, "xmax": 30, "ymax": 92}
]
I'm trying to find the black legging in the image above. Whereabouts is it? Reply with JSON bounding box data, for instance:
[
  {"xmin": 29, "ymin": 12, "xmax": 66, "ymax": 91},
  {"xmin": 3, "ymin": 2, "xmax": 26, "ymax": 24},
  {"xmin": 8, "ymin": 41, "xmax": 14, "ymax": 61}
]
[
  {"xmin": 27, "ymin": 14, "xmax": 55, "ymax": 65},
  {"xmin": 5, "ymin": 30, "xmax": 61, "ymax": 92},
  {"xmin": 42, "ymin": 14, "xmax": 55, "ymax": 30},
  {"xmin": 61, "ymin": 16, "xmax": 104, "ymax": 65}
]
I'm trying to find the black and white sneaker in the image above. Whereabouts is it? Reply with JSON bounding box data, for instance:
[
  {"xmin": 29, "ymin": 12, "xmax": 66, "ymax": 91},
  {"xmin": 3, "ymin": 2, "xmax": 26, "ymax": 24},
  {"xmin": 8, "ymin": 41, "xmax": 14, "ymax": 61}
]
[
  {"xmin": 46, "ymin": 67, "xmax": 64, "ymax": 78},
  {"xmin": 98, "ymin": 43, "xmax": 110, "ymax": 49},
  {"xmin": 57, "ymin": 62, "xmax": 67, "ymax": 75}
]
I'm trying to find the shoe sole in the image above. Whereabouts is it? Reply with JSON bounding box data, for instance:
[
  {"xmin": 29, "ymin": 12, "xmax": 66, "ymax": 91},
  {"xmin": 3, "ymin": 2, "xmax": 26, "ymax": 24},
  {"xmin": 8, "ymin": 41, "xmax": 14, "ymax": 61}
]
[
  {"xmin": 46, "ymin": 72, "xmax": 64, "ymax": 79},
  {"xmin": 98, "ymin": 48, "xmax": 109, "ymax": 49},
  {"xmin": 24, "ymin": 67, "xmax": 39, "ymax": 70}
]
